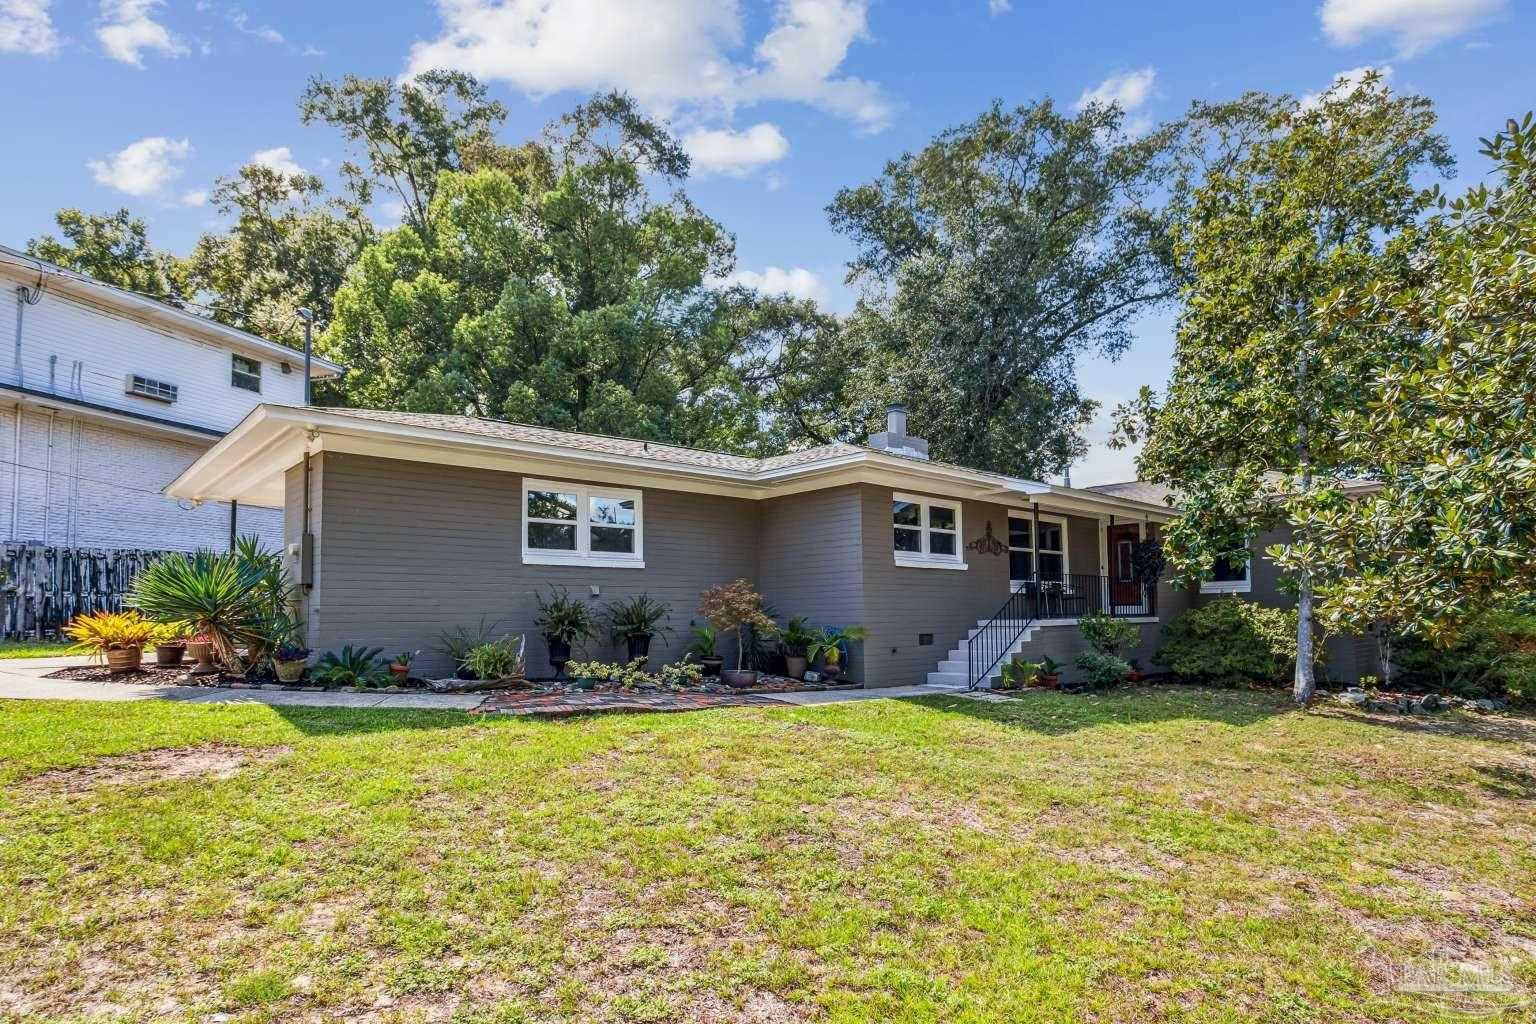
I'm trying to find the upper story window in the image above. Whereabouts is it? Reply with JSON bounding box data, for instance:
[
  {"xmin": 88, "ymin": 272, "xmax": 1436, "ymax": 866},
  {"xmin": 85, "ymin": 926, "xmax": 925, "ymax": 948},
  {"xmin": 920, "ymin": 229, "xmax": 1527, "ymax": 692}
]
[
  {"xmin": 1201, "ymin": 551, "xmax": 1252, "ymax": 594},
  {"xmin": 523, "ymin": 478, "xmax": 644, "ymax": 568},
  {"xmin": 231, "ymin": 354, "xmax": 262, "ymax": 393},
  {"xmin": 893, "ymin": 493, "xmax": 966, "ymax": 570}
]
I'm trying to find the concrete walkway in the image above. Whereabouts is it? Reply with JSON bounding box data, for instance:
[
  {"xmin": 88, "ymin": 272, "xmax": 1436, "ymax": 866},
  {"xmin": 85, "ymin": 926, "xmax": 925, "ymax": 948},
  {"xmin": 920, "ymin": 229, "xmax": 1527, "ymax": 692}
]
[{"xmin": 0, "ymin": 656, "xmax": 968, "ymax": 711}]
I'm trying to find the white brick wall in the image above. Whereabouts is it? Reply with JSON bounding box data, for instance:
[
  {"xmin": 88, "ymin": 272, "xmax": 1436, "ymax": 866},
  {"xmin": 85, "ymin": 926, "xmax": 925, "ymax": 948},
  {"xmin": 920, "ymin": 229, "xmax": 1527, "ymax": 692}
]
[{"xmin": 0, "ymin": 404, "xmax": 280, "ymax": 553}]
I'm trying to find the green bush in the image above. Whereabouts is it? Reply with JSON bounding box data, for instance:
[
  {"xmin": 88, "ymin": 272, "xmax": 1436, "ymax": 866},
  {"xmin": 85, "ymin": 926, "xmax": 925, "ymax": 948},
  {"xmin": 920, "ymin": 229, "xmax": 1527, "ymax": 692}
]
[
  {"xmin": 1392, "ymin": 609, "xmax": 1536, "ymax": 702},
  {"xmin": 1154, "ymin": 599, "xmax": 1308, "ymax": 687},
  {"xmin": 1074, "ymin": 650, "xmax": 1131, "ymax": 689},
  {"xmin": 1078, "ymin": 611, "xmax": 1141, "ymax": 657}
]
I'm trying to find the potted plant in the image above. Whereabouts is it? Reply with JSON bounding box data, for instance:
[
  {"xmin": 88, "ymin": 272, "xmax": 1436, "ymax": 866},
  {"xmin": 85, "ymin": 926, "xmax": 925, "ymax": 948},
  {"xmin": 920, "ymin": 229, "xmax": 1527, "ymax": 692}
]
[
  {"xmin": 603, "ymin": 594, "xmax": 672, "ymax": 666},
  {"xmin": 807, "ymin": 625, "xmax": 866, "ymax": 682},
  {"xmin": 152, "ymin": 621, "xmax": 190, "ymax": 667},
  {"xmin": 686, "ymin": 626, "xmax": 725, "ymax": 677},
  {"xmin": 437, "ymin": 618, "xmax": 501, "ymax": 680},
  {"xmin": 698, "ymin": 579, "xmax": 777, "ymax": 688},
  {"xmin": 1034, "ymin": 656, "xmax": 1064, "ymax": 689},
  {"xmin": 535, "ymin": 586, "xmax": 595, "ymax": 678},
  {"xmin": 778, "ymin": 616, "xmax": 818, "ymax": 680},
  {"xmin": 63, "ymin": 610, "xmax": 158, "ymax": 673},
  {"xmin": 389, "ymin": 650, "xmax": 417, "ymax": 681},
  {"xmin": 272, "ymin": 642, "xmax": 310, "ymax": 682},
  {"xmin": 185, "ymin": 632, "xmax": 217, "ymax": 675},
  {"xmin": 1125, "ymin": 658, "xmax": 1148, "ymax": 683}
]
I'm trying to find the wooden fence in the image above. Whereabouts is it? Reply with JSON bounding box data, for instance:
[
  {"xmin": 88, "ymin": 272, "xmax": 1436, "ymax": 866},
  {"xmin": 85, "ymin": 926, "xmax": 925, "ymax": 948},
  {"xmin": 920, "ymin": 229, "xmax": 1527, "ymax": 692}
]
[{"xmin": 1, "ymin": 545, "xmax": 170, "ymax": 640}]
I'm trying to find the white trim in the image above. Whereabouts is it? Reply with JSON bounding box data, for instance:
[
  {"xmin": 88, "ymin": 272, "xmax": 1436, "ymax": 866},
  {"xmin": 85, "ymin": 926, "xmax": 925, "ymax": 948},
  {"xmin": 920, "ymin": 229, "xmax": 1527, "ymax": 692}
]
[
  {"xmin": 1200, "ymin": 548, "xmax": 1252, "ymax": 594},
  {"xmin": 1006, "ymin": 509, "xmax": 1070, "ymax": 587},
  {"xmin": 892, "ymin": 492, "xmax": 966, "ymax": 570},
  {"xmin": 522, "ymin": 477, "xmax": 645, "ymax": 568}
]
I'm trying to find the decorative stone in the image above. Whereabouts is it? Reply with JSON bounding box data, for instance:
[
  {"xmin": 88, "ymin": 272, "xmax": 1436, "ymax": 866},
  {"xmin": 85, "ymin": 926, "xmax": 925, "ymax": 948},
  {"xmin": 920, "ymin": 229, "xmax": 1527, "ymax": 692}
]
[{"xmin": 1337, "ymin": 689, "xmax": 1369, "ymax": 706}]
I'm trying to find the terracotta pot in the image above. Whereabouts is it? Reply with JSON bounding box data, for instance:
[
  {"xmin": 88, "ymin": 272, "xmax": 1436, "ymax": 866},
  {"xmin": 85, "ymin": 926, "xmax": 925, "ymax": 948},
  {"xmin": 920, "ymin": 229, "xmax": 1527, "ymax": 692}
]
[
  {"xmin": 274, "ymin": 658, "xmax": 307, "ymax": 683},
  {"xmin": 105, "ymin": 646, "xmax": 143, "ymax": 674},
  {"xmin": 721, "ymin": 669, "xmax": 759, "ymax": 688},
  {"xmin": 390, "ymin": 663, "xmax": 410, "ymax": 680},
  {"xmin": 155, "ymin": 644, "xmax": 186, "ymax": 667},
  {"xmin": 186, "ymin": 641, "xmax": 219, "ymax": 677},
  {"xmin": 784, "ymin": 655, "xmax": 808, "ymax": 680}
]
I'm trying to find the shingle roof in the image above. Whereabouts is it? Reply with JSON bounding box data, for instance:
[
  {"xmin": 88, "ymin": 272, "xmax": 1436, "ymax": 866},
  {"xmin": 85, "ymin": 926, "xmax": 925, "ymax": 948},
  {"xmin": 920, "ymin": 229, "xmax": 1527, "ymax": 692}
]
[
  {"xmin": 1085, "ymin": 480, "xmax": 1176, "ymax": 506},
  {"xmin": 316, "ymin": 407, "xmax": 879, "ymax": 476}
]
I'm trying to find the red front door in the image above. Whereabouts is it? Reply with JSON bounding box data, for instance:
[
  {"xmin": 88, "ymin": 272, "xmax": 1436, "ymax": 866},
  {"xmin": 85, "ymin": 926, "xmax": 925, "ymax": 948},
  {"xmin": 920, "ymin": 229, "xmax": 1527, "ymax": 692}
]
[{"xmin": 1108, "ymin": 523, "xmax": 1142, "ymax": 611}]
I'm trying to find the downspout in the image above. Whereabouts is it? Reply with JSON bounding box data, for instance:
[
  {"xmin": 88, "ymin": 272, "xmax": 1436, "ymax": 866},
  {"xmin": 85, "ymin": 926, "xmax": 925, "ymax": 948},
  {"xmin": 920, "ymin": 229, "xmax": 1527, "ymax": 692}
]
[
  {"xmin": 8, "ymin": 404, "xmax": 19, "ymax": 542},
  {"xmin": 41, "ymin": 410, "xmax": 55, "ymax": 543}
]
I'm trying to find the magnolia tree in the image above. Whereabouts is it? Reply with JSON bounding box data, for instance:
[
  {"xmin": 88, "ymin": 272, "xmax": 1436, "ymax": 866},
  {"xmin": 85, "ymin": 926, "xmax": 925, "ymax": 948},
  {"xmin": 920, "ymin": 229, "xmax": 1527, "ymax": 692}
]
[
  {"xmin": 1275, "ymin": 114, "xmax": 1536, "ymax": 647},
  {"xmin": 1114, "ymin": 75, "xmax": 1453, "ymax": 703}
]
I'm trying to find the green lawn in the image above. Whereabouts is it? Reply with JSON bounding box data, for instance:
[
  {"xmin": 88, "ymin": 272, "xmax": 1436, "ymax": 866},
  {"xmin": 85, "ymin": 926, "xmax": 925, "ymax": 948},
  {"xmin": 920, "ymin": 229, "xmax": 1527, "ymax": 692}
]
[
  {"xmin": 0, "ymin": 640, "xmax": 75, "ymax": 658},
  {"xmin": 2, "ymin": 689, "xmax": 1533, "ymax": 1023}
]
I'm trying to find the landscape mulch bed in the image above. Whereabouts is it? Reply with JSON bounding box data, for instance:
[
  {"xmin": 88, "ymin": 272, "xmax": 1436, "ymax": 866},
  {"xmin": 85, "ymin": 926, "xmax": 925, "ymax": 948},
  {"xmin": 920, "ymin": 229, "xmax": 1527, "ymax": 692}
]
[{"xmin": 469, "ymin": 689, "xmax": 786, "ymax": 717}]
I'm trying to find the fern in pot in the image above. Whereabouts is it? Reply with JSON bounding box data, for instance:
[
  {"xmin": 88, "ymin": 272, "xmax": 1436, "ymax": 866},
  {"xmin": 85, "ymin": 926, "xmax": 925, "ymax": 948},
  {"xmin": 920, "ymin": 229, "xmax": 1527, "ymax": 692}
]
[
  {"xmin": 534, "ymin": 585, "xmax": 595, "ymax": 679},
  {"xmin": 603, "ymin": 594, "xmax": 672, "ymax": 667}
]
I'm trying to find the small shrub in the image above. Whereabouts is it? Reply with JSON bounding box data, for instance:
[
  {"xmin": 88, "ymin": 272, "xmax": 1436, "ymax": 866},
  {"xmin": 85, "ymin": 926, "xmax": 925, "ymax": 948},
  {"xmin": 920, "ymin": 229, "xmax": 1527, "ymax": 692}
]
[
  {"xmin": 63, "ymin": 610, "xmax": 159, "ymax": 656},
  {"xmin": 465, "ymin": 637, "xmax": 526, "ymax": 681},
  {"xmin": 315, "ymin": 645, "xmax": 387, "ymax": 687},
  {"xmin": 566, "ymin": 658, "xmax": 650, "ymax": 688},
  {"xmin": 1078, "ymin": 611, "xmax": 1141, "ymax": 657},
  {"xmin": 1392, "ymin": 608, "xmax": 1536, "ymax": 702},
  {"xmin": 1074, "ymin": 650, "xmax": 1131, "ymax": 689},
  {"xmin": 655, "ymin": 662, "xmax": 704, "ymax": 688},
  {"xmin": 1154, "ymin": 599, "xmax": 1311, "ymax": 687}
]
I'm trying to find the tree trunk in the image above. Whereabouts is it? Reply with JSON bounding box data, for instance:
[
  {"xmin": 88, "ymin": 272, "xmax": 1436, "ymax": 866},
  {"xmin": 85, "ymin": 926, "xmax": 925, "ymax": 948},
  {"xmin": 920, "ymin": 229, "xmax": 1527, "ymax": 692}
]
[{"xmin": 1293, "ymin": 345, "xmax": 1317, "ymax": 705}]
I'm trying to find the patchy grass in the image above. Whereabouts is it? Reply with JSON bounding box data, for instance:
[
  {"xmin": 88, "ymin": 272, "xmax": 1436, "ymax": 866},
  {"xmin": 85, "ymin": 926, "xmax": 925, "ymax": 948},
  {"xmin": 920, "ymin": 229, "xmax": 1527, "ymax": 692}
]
[
  {"xmin": 0, "ymin": 640, "xmax": 74, "ymax": 659},
  {"xmin": 1, "ymin": 688, "xmax": 1534, "ymax": 1023}
]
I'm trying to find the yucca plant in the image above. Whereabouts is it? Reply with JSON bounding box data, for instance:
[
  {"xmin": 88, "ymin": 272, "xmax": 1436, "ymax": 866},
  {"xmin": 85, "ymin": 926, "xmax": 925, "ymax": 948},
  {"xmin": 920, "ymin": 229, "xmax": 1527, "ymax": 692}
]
[
  {"xmin": 128, "ymin": 549, "xmax": 270, "ymax": 673},
  {"xmin": 63, "ymin": 610, "xmax": 158, "ymax": 660}
]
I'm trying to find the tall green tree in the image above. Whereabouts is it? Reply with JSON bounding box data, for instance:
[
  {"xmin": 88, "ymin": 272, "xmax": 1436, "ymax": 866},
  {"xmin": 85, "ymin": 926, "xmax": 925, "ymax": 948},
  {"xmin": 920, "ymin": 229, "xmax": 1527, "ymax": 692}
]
[
  {"xmin": 1114, "ymin": 75, "xmax": 1453, "ymax": 703},
  {"xmin": 319, "ymin": 92, "xmax": 804, "ymax": 450},
  {"xmin": 1275, "ymin": 114, "xmax": 1536, "ymax": 644},
  {"xmin": 26, "ymin": 208, "xmax": 185, "ymax": 302},
  {"xmin": 181, "ymin": 164, "xmax": 373, "ymax": 349},
  {"xmin": 827, "ymin": 98, "xmax": 1184, "ymax": 479},
  {"xmin": 299, "ymin": 69, "xmax": 508, "ymax": 243}
]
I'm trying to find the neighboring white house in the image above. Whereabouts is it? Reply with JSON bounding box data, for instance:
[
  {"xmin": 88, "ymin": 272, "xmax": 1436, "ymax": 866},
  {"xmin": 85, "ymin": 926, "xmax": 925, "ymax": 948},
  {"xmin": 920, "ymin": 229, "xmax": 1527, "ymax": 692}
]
[{"xmin": 0, "ymin": 243, "xmax": 344, "ymax": 553}]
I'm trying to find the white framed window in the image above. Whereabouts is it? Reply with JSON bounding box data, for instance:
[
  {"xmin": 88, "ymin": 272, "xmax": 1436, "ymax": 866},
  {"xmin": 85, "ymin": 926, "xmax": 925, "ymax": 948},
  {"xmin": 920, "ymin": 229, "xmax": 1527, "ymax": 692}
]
[
  {"xmin": 1200, "ymin": 551, "xmax": 1252, "ymax": 594},
  {"xmin": 893, "ymin": 493, "xmax": 966, "ymax": 569},
  {"xmin": 231, "ymin": 354, "xmax": 262, "ymax": 393},
  {"xmin": 1007, "ymin": 511, "xmax": 1070, "ymax": 586},
  {"xmin": 523, "ymin": 478, "xmax": 644, "ymax": 568}
]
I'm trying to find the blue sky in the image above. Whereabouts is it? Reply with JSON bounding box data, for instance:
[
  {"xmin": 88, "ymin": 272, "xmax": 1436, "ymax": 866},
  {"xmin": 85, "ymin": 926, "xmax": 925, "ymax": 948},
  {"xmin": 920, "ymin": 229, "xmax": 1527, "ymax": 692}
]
[{"xmin": 2, "ymin": 0, "xmax": 1530, "ymax": 483}]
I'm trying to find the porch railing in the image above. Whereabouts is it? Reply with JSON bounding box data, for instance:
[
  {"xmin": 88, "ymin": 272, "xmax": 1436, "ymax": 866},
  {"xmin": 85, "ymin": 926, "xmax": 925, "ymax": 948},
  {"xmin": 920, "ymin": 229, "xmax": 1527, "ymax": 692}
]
[{"xmin": 966, "ymin": 573, "xmax": 1157, "ymax": 689}]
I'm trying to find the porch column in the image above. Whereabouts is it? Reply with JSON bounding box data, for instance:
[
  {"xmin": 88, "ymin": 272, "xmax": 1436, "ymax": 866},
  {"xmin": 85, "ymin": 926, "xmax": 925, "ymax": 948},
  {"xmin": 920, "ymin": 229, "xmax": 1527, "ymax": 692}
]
[{"xmin": 1100, "ymin": 515, "xmax": 1112, "ymax": 614}]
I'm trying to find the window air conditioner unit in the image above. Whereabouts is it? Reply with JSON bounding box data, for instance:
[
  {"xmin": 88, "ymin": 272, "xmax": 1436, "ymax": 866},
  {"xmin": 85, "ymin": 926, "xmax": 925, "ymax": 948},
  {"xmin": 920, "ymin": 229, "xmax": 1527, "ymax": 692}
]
[{"xmin": 124, "ymin": 374, "xmax": 178, "ymax": 403}]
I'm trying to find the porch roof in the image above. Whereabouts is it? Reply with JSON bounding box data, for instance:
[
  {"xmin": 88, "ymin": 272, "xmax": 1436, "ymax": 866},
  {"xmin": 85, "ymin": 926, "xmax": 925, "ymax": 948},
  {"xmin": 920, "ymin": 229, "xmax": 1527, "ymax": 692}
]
[{"xmin": 164, "ymin": 403, "xmax": 1179, "ymax": 522}]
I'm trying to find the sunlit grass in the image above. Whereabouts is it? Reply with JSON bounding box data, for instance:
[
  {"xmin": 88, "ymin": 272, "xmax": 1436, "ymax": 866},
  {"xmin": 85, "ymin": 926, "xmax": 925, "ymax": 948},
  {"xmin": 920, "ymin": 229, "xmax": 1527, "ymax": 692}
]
[{"xmin": 1, "ymin": 688, "xmax": 1533, "ymax": 1022}]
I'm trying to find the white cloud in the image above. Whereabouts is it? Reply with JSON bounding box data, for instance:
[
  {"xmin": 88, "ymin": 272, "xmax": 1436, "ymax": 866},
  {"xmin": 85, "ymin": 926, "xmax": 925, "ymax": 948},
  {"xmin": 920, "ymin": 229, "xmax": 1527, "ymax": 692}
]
[
  {"xmin": 179, "ymin": 188, "xmax": 209, "ymax": 206},
  {"xmin": 404, "ymin": 0, "xmax": 894, "ymax": 132},
  {"xmin": 724, "ymin": 266, "xmax": 827, "ymax": 304},
  {"xmin": 0, "ymin": 0, "xmax": 59, "ymax": 55},
  {"xmin": 988, "ymin": 0, "xmax": 1011, "ymax": 12},
  {"xmin": 250, "ymin": 146, "xmax": 305, "ymax": 176},
  {"xmin": 1074, "ymin": 67, "xmax": 1157, "ymax": 135},
  {"xmin": 1075, "ymin": 66, "xmax": 1156, "ymax": 114},
  {"xmin": 1300, "ymin": 64, "xmax": 1393, "ymax": 109},
  {"xmin": 88, "ymin": 136, "xmax": 192, "ymax": 196},
  {"xmin": 228, "ymin": 7, "xmax": 283, "ymax": 44},
  {"xmin": 97, "ymin": 0, "xmax": 187, "ymax": 67},
  {"xmin": 683, "ymin": 122, "xmax": 789, "ymax": 176},
  {"xmin": 1319, "ymin": 0, "xmax": 1505, "ymax": 57}
]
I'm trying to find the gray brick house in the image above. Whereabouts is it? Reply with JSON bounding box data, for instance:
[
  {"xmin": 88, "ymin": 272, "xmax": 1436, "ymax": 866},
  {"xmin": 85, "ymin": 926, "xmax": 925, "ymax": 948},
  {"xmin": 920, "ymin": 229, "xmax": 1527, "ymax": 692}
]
[{"xmin": 168, "ymin": 403, "xmax": 1368, "ymax": 686}]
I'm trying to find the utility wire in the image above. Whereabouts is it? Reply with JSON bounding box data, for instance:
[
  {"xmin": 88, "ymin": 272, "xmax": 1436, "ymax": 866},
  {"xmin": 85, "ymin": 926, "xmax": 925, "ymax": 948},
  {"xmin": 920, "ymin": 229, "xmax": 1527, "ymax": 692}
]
[{"xmin": 0, "ymin": 453, "xmax": 224, "ymax": 503}]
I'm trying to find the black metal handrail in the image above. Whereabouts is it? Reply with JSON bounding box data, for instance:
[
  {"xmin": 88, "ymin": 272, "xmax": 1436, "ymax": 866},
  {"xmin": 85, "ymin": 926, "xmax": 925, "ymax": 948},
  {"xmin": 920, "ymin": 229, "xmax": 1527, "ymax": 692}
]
[{"xmin": 966, "ymin": 573, "xmax": 1158, "ymax": 689}]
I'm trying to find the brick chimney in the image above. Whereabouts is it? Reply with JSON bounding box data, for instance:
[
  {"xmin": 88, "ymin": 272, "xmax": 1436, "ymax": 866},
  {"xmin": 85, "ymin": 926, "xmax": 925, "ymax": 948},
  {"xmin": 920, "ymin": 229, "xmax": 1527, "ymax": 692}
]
[{"xmin": 868, "ymin": 402, "xmax": 929, "ymax": 459}]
